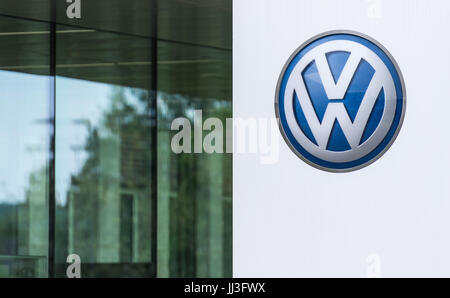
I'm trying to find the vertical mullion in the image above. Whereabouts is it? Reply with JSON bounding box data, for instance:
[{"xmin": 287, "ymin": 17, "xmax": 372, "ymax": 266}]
[{"xmin": 48, "ymin": 20, "xmax": 56, "ymax": 279}]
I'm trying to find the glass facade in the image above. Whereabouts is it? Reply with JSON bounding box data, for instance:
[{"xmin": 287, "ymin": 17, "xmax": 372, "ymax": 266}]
[
  {"xmin": 0, "ymin": 17, "xmax": 51, "ymax": 278},
  {"xmin": 157, "ymin": 40, "xmax": 232, "ymax": 277},
  {"xmin": 54, "ymin": 25, "xmax": 155, "ymax": 277},
  {"xmin": 0, "ymin": 0, "xmax": 231, "ymax": 278}
]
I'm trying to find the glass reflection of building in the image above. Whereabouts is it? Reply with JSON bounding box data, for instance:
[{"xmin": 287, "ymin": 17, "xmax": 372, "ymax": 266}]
[{"xmin": 0, "ymin": 0, "xmax": 231, "ymax": 278}]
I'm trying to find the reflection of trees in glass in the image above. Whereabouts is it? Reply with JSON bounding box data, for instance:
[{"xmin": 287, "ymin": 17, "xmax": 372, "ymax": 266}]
[
  {"xmin": 0, "ymin": 204, "xmax": 19, "ymax": 255},
  {"xmin": 0, "ymin": 166, "xmax": 48, "ymax": 277},
  {"xmin": 52, "ymin": 82, "xmax": 231, "ymax": 278},
  {"xmin": 158, "ymin": 91, "xmax": 232, "ymax": 277},
  {"xmin": 56, "ymin": 86, "xmax": 153, "ymax": 277},
  {"xmin": 104, "ymin": 88, "xmax": 152, "ymax": 188}
]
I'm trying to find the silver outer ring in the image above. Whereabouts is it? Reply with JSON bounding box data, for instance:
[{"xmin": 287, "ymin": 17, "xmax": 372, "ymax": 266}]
[{"xmin": 274, "ymin": 30, "xmax": 407, "ymax": 173}]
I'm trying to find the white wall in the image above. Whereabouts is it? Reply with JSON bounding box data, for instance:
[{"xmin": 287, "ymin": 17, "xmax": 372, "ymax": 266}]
[{"xmin": 233, "ymin": 0, "xmax": 450, "ymax": 277}]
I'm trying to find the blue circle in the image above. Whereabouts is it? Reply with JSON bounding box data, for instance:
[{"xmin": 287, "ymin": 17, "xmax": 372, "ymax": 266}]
[{"xmin": 277, "ymin": 32, "xmax": 405, "ymax": 171}]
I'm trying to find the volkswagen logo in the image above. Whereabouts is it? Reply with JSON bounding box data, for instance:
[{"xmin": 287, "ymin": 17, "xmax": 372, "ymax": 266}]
[{"xmin": 275, "ymin": 31, "xmax": 406, "ymax": 172}]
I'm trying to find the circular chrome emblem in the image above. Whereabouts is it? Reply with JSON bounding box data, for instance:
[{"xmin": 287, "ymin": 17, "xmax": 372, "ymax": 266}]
[{"xmin": 275, "ymin": 31, "xmax": 406, "ymax": 172}]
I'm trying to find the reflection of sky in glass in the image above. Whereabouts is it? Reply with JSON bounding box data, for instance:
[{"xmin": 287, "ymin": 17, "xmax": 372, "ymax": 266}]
[
  {"xmin": 0, "ymin": 70, "xmax": 50, "ymax": 204},
  {"xmin": 56, "ymin": 76, "xmax": 109, "ymax": 206},
  {"xmin": 55, "ymin": 76, "xmax": 145, "ymax": 206}
]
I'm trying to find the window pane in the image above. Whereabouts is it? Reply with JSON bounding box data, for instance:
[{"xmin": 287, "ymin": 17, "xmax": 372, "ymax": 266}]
[
  {"xmin": 0, "ymin": 16, "xmax": 50, "ymax": 278},
  {"xmin": 157, "ymin": 40, "xmax": 232, "ymax": 277},
  {"xmin": 54, "ymin": 25, "xmax": 155, "ymax": 277}
]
